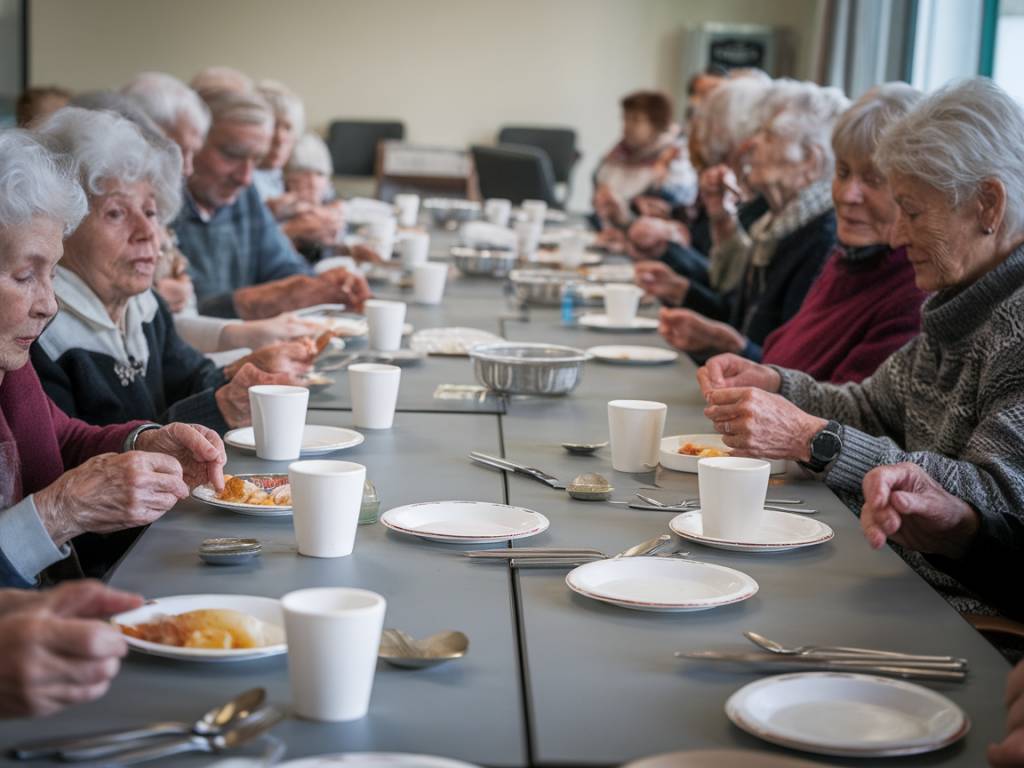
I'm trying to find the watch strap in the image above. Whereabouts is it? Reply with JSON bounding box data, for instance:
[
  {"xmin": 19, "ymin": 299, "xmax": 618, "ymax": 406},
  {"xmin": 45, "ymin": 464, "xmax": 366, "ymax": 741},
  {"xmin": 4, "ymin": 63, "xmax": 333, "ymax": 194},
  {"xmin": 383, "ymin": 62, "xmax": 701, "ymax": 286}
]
[{"xmin": 122, "ymin": 423, "xmax": 162, "ymax": 453}]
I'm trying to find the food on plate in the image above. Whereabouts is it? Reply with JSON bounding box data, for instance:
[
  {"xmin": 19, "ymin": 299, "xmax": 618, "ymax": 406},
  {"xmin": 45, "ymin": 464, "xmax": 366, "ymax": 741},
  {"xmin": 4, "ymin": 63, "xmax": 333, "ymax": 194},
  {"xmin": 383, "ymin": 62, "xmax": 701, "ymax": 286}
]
[
  {"xmin": 120, "ymin": 609, "xmax": 278, "ymax": 649},
  {"xmin": 314, "ymin": 330, "xmax": 336, "ymax": 354},
  {"xmin": 216, "ymin": 475, "xmax": 291, "ymax": 506},
  {"xmin": 677, "ymin": 442, "xmax": 730, "ymax": 458}
]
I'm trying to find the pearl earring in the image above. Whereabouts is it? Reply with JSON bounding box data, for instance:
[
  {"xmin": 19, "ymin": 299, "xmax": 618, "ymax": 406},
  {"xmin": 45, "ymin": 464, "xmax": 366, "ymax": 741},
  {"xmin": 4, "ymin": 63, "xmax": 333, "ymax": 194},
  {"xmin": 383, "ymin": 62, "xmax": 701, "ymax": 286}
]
[{"xmin": 984, "ymin": 226, "xmax": 994, "ymax": 235}]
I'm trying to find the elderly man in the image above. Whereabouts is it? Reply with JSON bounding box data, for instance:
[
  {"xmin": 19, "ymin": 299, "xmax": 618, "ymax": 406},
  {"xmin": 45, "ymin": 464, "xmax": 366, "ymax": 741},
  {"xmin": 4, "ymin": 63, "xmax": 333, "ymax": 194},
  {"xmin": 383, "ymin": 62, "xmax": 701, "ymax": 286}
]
[{"xmin": 169, "ymin": 87, "xmax": 369, "ymax": 319}]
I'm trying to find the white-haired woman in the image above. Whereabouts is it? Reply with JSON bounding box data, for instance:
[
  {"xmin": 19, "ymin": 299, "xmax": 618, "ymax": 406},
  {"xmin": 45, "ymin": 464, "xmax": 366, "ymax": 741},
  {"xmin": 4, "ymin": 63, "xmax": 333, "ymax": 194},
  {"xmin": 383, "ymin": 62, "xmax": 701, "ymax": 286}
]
[
  {"xmin": 658, "ymin": 80, "xmax": 848, "ymax": 361},
  {"xmin": 31, "ymin": 107, "xmax": 303, "ymax": 436},
  {"xmin": 0, "ymin": 129, "xmax": 224, "ymax": 591},
  {"xmin": 254, "ymin": 79, "xmax": 304, "ymax": 206},
  {"xmin": 699, "ymin": 78, "xmax": 1024, "ymax": 618}
]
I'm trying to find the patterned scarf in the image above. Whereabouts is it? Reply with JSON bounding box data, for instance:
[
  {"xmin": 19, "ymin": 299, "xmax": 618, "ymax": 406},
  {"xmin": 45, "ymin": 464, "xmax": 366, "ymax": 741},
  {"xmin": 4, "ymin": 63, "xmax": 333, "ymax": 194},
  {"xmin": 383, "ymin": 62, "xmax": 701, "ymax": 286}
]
[{"xmin": 748, "ymin": 179, "xmax": 834, "ymax": 268}]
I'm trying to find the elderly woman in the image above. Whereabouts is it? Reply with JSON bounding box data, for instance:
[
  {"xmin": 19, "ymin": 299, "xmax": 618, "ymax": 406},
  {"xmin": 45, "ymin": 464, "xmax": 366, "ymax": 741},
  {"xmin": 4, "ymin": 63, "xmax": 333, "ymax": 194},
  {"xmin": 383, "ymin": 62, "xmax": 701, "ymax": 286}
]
[
  {"xmin": 699, "ymin": 78, "xmax": 1024, "ymax": 618},
  {"xmin": 657, "ymin": 80, "xmax": 847, "ymax": 361},
  {"xmin": 0, "ymin": 129, "xmax": 224, "ymax": 590},
  {"xmin": 31, "ymin": 107, "xmax": 301, "ymax": 433},
  {"xmin": 253, "ymin": 79, "xmax": 304, "ymax": 206}
]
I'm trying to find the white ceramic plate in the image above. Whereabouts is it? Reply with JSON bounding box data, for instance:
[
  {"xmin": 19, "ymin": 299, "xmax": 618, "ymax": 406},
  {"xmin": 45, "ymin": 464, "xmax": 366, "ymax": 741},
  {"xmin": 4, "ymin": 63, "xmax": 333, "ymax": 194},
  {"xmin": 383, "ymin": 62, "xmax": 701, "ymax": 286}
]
[
  {"xmin": 623, "ymin": 749, "xmax": 835, "ymax": 768},
  {"xmin": 531, "ymin": 250, "xmax": 603, "ymax": 267},
  {"xmin": 380, "ymin": 500, "xmax": 550, "ymax": 543},
  {"xmin": 409, "ymin": 327, "xmax": 504, "ymax": 356},
  {"xmin": 192, "ymin": 473, "xmax": 292, "ymax": 516},
  {"xmin": 659, "ymin": 434, "xmax": 788, "ymax": 475},
  {"xmin": 565, "ymin": 556, "xmax": 758, "ymax": 612},
  {"xmin": 224, "ymin": 425, "xmax": 365, "ymax": 456},
  {"xmin": 278, "ymin": 754, "xmax": 482, "ymax": 768},
  {"xmin": 725, "ymin": 672, "xmax": 970, "ymax": 758},
  {"xmin": 578, "ymin": 314, "xmax": 659, "ymax": 332},
  {"xmin": 113, "ymin": 594, "xmax": 286, "ymax": 662},
  {"xmin": 584, "ymin": 264, "xmax": 635, "ymax": 283},
  {"xmin": 669, "ymin": 510, "xmax": 834, "ymax": 552},
  {"xmin": 587, "ymin": 345, "xmax": 679, "ymax": 365}
]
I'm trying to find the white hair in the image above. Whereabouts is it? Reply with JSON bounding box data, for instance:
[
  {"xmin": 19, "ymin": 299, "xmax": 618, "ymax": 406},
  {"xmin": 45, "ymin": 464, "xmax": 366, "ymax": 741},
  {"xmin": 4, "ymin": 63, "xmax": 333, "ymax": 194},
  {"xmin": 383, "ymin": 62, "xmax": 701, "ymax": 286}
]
[
  {"xmin": 695, "ymin": 77, "xmax": 774, "ymax": 166},
  {"xmin": 760, "ymin": 79, "xmax": 851, "ymax": 177},
  {"xmin": 35, "ymin": 107, "xmax": 182, "ymax": 224},
  {"xmin": 832, "ymin": 82, "xmax": 922, "ymax": 165},
  {"xmin": 122, "ymin": 71, "xmax": 211, "ymax": 138},
  {"xmin": 875, "ymin": 77, "xmax": 1024, "ymax": 235},
  {"xmin": 201, "ymin": 88, "xmax": 273, "ymax": 131},
  {"xmin": 0, "ymin": 129, "xmax": 87, "ymax": 236},
  {"xmin": 257, "ymin": 79, "xmax": 305, "ymax": 135},
  {"xmin": 189, "ymin": 66, "xmax": 253, "ymax": 98},
  {"xmin": 286, "ymin": 132, "xmax": 332, "ymax": 176}
]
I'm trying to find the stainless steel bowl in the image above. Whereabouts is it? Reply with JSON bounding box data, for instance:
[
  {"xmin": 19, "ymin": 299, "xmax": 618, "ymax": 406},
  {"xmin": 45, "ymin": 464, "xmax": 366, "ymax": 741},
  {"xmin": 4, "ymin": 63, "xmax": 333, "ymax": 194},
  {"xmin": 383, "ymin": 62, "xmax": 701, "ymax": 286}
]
[
  {"xmin": 508, "ymin": 269, "xmax": 580, "ymax": 306},
  {"xmin": 451, "ymin": 246, "xmax": 518, "ymax": 277},
  {"xmin": 424, "ymin": 198, "xmax": 481, "ymax": 230},
  {"xmin": 469, "ymin": 342, "xmax": 591, "ymax": 396}
]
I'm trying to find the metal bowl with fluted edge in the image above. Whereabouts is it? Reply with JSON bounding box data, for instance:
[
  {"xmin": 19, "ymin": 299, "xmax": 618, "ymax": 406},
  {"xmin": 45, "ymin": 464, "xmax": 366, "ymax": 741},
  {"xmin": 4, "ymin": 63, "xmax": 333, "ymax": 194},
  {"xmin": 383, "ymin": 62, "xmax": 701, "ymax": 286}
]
[
  {"xmin": 508, "ymin": 269, "xmax": 581, "ymax": 306},
  {"xmin": 469, "ymin": 342, "xmax": 591, "ymax": 396},
  {"xmin": 423, "ymin": 198, "xmax": 481, "ymax": 230},
  {"xmin": 450, "ymin": 246, "xmax": 518, "ymax": 277}
]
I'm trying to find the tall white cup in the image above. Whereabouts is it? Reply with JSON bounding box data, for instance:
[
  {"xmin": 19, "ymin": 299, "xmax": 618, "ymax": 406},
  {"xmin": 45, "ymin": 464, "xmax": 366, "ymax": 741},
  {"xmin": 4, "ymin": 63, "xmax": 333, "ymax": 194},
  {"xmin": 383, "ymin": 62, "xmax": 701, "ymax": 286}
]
[
  {"xmin": 349, "ymin": 363, "xmax": 401, "ymax": 429},
  {"xmin": 698, "ymin": 457, "xmax": 770, "ymax": 539},
  {"xmin": 364, "ymin": 299, "xmax": 406, "ymax": 352},
  {"xmin": 248, "ymin": 385, "xmax": 309, "ymax": 460},
  {"xmin": 484, "ymin": 198, "xmax": 512, "ymax": 227},
  {"xmin": 413, "ymin": 262, "xmax": 448, "ymax": 305},
  {"xmin": 515, "ymin": 218, "xmax": 542, "ymax": 260},
  {"xmin": 560, "ymin": 231, "xmax": 587, "ymax": 269},
  {"xmin": 366, "ymin": 216, "xmax": 398, "ymax": 260},
  {"xmin": 607, "ymin": 399, "xmax": 667, "ymax": 472},
  {"xmin": 289, "ymin": 460, "xmax": 366, "ymax": 558},
  {"xmin": 394, "ymin": 193, "xmax": 420, "ymax": 228},
  {"xmin": 521, "ymin": 198, "xmax": 548, "ymax": 224},
  {"xmin": 604, "ymin": 284, "xmax": 643, "ymax": 325},
  {"xmin": 282, "ymin": 587, "xmax": 386, "ymax": 722},
  {"xmin": 398, "ymin": 231, "xmax": 430, "ymax": 270}
]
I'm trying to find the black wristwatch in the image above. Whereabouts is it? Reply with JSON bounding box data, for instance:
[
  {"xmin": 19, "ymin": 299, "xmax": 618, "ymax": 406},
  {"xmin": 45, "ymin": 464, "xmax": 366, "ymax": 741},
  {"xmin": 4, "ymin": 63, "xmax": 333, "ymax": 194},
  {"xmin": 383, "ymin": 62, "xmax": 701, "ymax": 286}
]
[{"xmin": 801, "ymin": 420, "xmax": 844, "ymax": 473}]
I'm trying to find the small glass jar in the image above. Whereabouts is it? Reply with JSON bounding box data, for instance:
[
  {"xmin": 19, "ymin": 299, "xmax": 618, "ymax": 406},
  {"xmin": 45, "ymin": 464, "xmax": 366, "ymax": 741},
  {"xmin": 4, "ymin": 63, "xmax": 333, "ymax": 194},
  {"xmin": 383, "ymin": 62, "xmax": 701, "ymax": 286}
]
[{"xmin": 359, "ymin": 479, "xmax": 380, "ymax": 525}]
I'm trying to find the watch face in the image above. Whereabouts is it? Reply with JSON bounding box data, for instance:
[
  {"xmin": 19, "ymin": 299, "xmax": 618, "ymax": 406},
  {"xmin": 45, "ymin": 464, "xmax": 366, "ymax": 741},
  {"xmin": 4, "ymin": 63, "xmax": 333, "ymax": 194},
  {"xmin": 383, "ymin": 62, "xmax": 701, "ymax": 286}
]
[{"xmin": 813, "ymin": 431, "xmax": 842, "ymax": 462}]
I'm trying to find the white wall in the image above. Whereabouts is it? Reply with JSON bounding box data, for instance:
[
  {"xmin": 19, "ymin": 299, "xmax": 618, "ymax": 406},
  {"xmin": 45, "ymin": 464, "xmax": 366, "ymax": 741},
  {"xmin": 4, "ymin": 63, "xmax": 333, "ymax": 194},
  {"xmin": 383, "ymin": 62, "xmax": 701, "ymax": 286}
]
[{"xmin": 29, "ymin": 0, "xmax": 820, "ymax": 210}]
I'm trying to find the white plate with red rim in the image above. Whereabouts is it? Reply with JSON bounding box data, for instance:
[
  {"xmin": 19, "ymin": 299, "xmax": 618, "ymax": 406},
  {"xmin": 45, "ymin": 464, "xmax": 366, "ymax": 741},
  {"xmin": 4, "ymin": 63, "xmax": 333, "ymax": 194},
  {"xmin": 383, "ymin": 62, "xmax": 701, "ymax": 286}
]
[
  {"xmin": 278, "ymin": 754, "xmax": 482, "ymax": 768},
  {"xmin": 380, "ymin": 500, "xmax": 550, "ymax": 544},
  {"xmin": 586, "ymin": 345, "xmax": 679, "ymax": 365},
  {"xmin": 659, "ymin": 434, "xmax": 788, "ymax": 475},
  {"xmin": 224, "ymin": 425, "xmax": 365, "ymax": 456},
  {"xmin": 113, "ymin": 594, "xmax": 286, "ymax": 662},
  {"xmin": 565, "ymin": 556, "xmax": 758, "ymax": 613},
  {"xmin": 669, "ymin": 510, "xmax": 834, "ymax": 553},
  {"xmin": 725, "ymin": 672, "xmax": 970, "ymax": 758},
  {"xmin": 192, "ymin": 473, "xmax": 292, "ymax": 516},
  {"xmin": 578, "ymin": 314, "xmax": 659, "ymax": 332}
]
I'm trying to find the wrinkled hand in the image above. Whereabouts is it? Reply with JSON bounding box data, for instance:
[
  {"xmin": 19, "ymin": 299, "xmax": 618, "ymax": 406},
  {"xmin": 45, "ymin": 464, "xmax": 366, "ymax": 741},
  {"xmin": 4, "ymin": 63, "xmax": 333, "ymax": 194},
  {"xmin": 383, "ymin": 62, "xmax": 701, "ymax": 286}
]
[
  {"xmin": 220, "ymin": 313, "xmax": 326, "ymax": 351},
  {"xmin": 990, "ymin": 662, "xmax": 1024, "ymax": 767},
  {"xmin": 33, "ymin": 452, "xmax": 190, "ymax": 546},
  {"xmin": 320, "ymin": 268, "xmax": 371, "ymax": 313},
  {"xmin": 697, "ymin": 353, "xmax": 782, "ymax": 398},
  {"xmin": 214, "ymin": 363, "xmax": 299, "ymax": 429},
  {"xmin": 133, "ymin": 422, "xmax": 226, "ymax": 492},
  {"xmin": 593, "ymin": 185, "xmax": 625, "ymax": 227},
  {"xmin": 0, "ymin": 580, "xmax": 141, "ymax": 717},
  {"xmin": 635, "ymin": 262, "xmax": 690, "ymax": 306},
  {"xmin": 282, "ymin": 207, "xmax": 343, "ymax": 245},
  {"xmin": 702, "ymin": 387, "xmax": 826, "ymax": 460},
  {"xmin": 225, "ymin": 338, "xmax": 317, "ymax": 379},
  {"xmin": 700, "ymin": 165, "xmax": 741, "ymax": 221},
  {"xmin": 154, "ymin": 275, "xmax": 194, "ymax": 314},
  {"xmin": 860, "ymin": 463, "xmax": 980, "ymax": 559},
  {"xmin": 633, "ymin": 196, "xmax": 673, "ymax": 219},
  {"xmin": 594, "ymin": 227, "xmax": 628, "ymax": 253},
  {"xmin": 627, "ymin": 217, "xmax": 678, "ymax": 261},
  {"xmin": 234, "ymin": 274, "xmax": 339, "ymax": 319},
  {"xmin": 658, "ymin": 308, "xmax": 746, "ymax": 354},
  {"xmin": 347, "ymin": 243, "xmax": 381, "ymax": 264}
]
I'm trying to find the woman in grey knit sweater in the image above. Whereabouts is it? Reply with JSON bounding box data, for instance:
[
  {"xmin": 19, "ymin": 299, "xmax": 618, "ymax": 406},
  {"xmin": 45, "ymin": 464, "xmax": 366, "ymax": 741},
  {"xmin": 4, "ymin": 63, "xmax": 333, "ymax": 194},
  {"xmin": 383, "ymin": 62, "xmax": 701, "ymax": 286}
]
[{"xmin": 696, "ymin": 78, "xmax": 1024, "ymax": 621}]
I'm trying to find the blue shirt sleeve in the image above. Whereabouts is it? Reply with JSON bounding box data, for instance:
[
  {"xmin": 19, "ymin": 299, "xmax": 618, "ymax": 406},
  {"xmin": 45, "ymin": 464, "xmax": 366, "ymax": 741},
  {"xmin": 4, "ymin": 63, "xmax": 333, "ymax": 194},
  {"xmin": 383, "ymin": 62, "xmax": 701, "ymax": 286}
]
[
  {"xmin": 249, "ymin": 189, "xmax": 313, "ymax": 284},
  {"xmin": 0, "ymin": 495, "xmax": 71, "ymax": 587}
]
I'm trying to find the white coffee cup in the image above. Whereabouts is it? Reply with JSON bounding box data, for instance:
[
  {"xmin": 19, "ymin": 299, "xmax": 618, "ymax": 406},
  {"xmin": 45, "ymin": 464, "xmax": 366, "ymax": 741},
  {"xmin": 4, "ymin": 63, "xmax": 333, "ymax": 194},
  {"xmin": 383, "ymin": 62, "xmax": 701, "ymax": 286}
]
[
  {"xmin": 607, "ymin": 399, "xmax": 667, "ymax": 472},
  {"xmin": 560, "ymin": 232, "xmax": 587, "ymax": 269},
  {"xmin": 349, "ymin": 363, "xmax": 401, "ymax": 429},
  {"xmin": 394, "ymin": 193, "xmax": 420, "ymax": 228},
  {"xmin": 364, "ymin": 299, "xmax": 406, "ymax": 352},
  {"xmin": 604, "ymin": 284, "xmax": 643, "ymax": 326},
  {"xmin": 413, "ymin": 262, "xmax": 448, "ymax": 305},
  {"xmin": 484, "ymin": 198, "xmax": 512, "ymax": 227},
  {"xmin": 248, "ymin": 385, "xmax": 309, "ymax": 460},
  {"xmin": 365, "ymin": 216, "xmax": 397, "ymax": 260},
  {"xmin": 282, "ymin": 587, "xmax": 386, "ymax": 722},
  {"xmin": 697, "ymin": 457, "xmax": 770, "ymax": 539},
  {"xmin": 515, "ymin": 218, "xmax": 542, "ymax": 260},
  {"xmin": 521, "ymin": 198, "xmax": 548, "ymax": 224},
  {"xmin": 397, "ymin": 231, "xmax": 430, "ymax": 270},
  {"xmin": 289, "ymin": 460, "xmax": 366, "ymax": 558}
]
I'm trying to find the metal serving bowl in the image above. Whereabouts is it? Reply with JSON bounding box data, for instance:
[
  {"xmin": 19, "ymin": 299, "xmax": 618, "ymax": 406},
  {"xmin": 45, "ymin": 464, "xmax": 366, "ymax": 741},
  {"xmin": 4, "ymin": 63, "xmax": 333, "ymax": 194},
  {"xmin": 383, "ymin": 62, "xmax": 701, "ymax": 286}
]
[
  {"xmin": 424, "ymin": 198, "xmax": 481, "ymax": 230},
  {"xmin": 451, "ymin": 246, "xmax": 518, "ymax": 278},
  {"xmin": 507, "ymin": 269, "xmax": 581, "ymax": 306},
  {"xmin": 469, "ymin": 342, "xmax": 591, "ymax": 396}
]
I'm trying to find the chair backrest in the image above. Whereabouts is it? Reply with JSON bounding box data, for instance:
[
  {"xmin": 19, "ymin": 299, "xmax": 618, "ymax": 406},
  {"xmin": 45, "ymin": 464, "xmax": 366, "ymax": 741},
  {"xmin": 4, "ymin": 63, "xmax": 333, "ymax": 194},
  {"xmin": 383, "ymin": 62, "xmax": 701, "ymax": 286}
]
[
  {"xmin": 497, "ymin": 126, "xmax": 578, "ymax": 184},
  {"xmin": 471, "ymin": 143, "xmax": 561, "ymax": 208},
  {"xmin": 326, "ymin": 120, "xmax": 405, "ymax": 176}
]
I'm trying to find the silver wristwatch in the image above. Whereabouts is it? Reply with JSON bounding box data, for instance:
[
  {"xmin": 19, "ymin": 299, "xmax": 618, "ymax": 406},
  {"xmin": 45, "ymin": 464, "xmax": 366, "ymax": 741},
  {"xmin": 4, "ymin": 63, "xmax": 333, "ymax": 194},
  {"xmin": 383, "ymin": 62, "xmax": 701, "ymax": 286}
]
[{"xmin": 122, "ymin": 423, "xmax": 162, "ymax": 452}]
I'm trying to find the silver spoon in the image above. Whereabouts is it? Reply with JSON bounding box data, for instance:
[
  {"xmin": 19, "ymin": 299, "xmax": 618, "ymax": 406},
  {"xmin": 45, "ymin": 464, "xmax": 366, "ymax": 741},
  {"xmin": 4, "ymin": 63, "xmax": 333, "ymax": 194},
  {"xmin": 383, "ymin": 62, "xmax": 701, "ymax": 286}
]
[
  {"xmin": 379, "ymin": 629, "xmax": 469, "ymax": 669},
  {"xmin": 743, "ymin": 631, "xmax": 962, "ymax": 662},
  {"xmin": 561, "ymin": 440, "xmax": 609, "ymax": 455}
]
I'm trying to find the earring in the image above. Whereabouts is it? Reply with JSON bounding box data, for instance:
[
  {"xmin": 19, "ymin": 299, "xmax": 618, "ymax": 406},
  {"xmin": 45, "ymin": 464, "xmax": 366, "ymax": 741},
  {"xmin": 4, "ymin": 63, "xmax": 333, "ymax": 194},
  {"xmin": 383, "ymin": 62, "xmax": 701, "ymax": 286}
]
[{"xmin": 984, "ymin": 226, "xmax": 995, "ymax": 235}]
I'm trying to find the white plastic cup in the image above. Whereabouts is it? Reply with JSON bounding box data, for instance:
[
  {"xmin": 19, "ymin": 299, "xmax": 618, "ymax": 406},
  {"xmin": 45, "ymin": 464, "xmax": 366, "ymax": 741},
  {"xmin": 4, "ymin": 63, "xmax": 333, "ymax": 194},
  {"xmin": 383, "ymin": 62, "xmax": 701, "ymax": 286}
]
[
  {"xmin": 366, "ymin": 216, "xmax": 398, "ymax": 260},
  {"xmin": 413, "ymin": 262, "xmax": 448, "ymax": 305},
  {"xmin": 521, "ymin": 198, "xmax": 548, "ymax": 224},
  {"xmin": 560, "ymin": 232, "xmax": 587, "ymax": 269},
  {"xmin": 398, "ymin": 231, "xmax": 430, "ymax": 270},
  {"xmin": 607, "ymin": 399, "xmax": 667, "ymax": 473},
  {"xmin": 282, "ymin": 587, "xmax": 386, "ymax": 722},
  {"xmin": 604, "ymin": 284, "xmax": 643, "ymax": 325},
  {"xmin": 394, "ymin": 193, "xmax": 420, "ymax": 228},
  {"xmin": 349, "ymin": 363, "xmax": 401, "ymax": 429},
  {"xmin": 364, "ymin": 299, "xmax": 406, "ymax": 352},
  {"xmin": 484, "ymin": 198, "xmax": 512, "ymax": 227},
  {"xmin": 248, "ymin": 385, "xmax": 309, "ymax": 461},
  {"xmin": 698, "ymin": 457, "xmax": 770, "ymax": 539},
  {"xmin": 288, "ymin": 460, "xmax": 366, "ymax": 558},
  {"xmin": 515, "ymin": 218, "xmax": 542, "ymax": 260}
]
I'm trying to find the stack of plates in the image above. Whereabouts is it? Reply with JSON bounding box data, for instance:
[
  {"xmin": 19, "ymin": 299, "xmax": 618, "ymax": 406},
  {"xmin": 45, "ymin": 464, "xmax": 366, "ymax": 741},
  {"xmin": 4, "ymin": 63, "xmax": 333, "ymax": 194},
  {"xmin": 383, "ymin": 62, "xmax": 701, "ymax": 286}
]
[
  {"xmin": 669, "ymin": 510, "xmax": 834, "ymax": 553},
  {"xmin": 380, "ymin": 500, "xmax": 549, "ymax": 544},
  {"xmin": 223, "ymin": 426, "xmax": 364, "ymax": 457}
]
